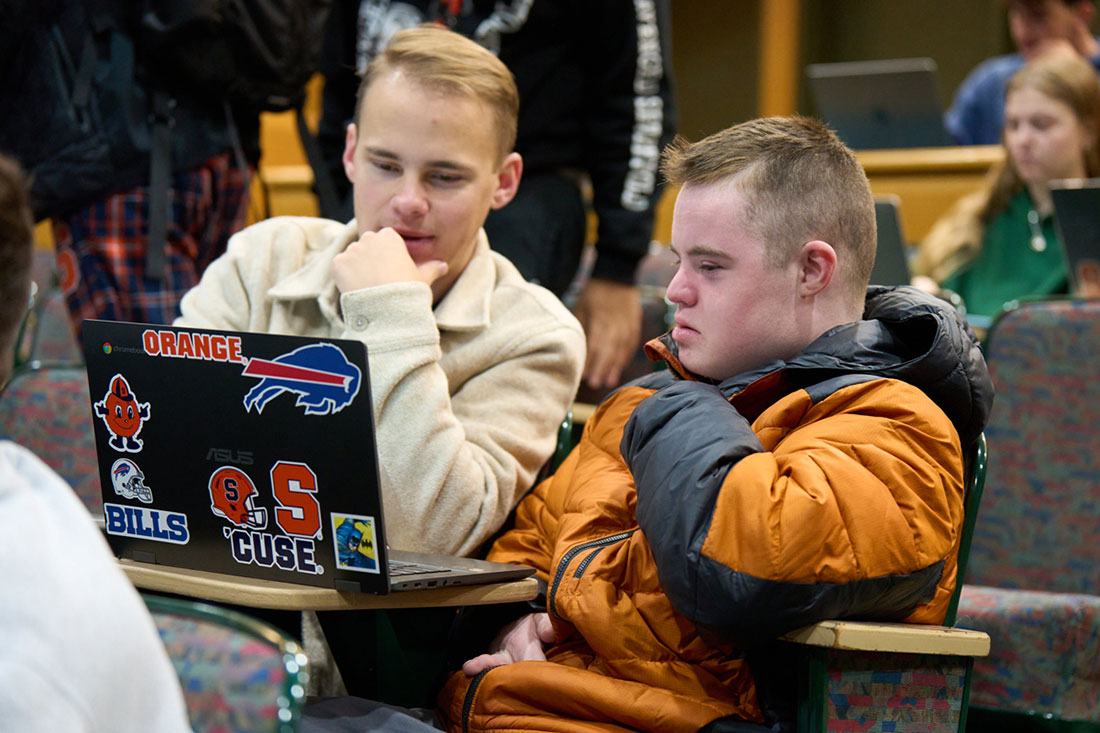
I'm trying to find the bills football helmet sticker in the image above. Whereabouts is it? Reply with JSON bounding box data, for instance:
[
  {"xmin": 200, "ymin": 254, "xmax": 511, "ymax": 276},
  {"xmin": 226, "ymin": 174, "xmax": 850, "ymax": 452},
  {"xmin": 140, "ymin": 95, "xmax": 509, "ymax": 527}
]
[
  {"xmin": 241, "ymin": 343, "xmax": 361, "ymax": 415},
  {"xmin": 110, "ymin": 458, "xmax": 153, "ymax": 503},
  {"xmin": 93, "ymin": 374, "xmax": 151, "ymax": 452}
]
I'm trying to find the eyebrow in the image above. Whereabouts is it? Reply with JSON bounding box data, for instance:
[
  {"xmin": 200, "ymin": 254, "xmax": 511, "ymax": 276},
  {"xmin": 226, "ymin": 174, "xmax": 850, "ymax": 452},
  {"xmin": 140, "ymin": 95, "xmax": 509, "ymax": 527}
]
[
  {"xmin": 364, "ymin": 147, "xmax": 473, "ymax": 173},
  {"xmin": 669, "ymin": 243, "xmax": 731, "ymax": 259}
]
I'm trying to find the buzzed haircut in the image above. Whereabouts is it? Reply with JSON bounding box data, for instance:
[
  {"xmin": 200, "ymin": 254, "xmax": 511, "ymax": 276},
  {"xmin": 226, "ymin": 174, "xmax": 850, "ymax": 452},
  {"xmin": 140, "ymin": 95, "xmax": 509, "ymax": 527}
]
[
  {"xmin": 661, "ymin": 116, "xmax": 877, "ymax": 302},
  {"xmin": 353, "ymin": 25, "xmax": 520, "ymax": 163},
  {"xmin": 0, "ymin": 153, "xmax": 34, "ymax": 357}
]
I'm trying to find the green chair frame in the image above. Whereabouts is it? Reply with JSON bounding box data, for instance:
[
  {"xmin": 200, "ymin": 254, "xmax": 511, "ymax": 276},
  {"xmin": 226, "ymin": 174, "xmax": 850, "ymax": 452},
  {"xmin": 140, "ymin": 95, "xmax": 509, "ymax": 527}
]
[{"xmin": 143, "ymin": 593, "xmax": 309, "ymax": 733}]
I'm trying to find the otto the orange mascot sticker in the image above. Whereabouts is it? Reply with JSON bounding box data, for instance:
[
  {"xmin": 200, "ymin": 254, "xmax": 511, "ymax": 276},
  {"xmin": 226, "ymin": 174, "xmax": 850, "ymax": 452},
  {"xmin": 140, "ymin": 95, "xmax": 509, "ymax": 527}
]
[{"xmin": 93, "ymin": 374, "xmax": 151, "ymax": 452}]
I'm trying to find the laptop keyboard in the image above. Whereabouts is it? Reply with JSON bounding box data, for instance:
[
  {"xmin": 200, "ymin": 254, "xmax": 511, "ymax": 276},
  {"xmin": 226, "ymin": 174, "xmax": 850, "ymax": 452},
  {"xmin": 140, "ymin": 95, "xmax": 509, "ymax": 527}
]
[{"xmin": 388, "ymin": 558, "xmax": 450, "ymax": 577}]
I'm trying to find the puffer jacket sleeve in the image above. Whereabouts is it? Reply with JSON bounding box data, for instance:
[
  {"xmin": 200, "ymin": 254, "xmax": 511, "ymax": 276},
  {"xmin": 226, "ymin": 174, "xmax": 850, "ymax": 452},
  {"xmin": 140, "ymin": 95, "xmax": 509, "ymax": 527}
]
[{"xmin": 621, "ymin": 377, "xmax": 963, "ymax": 647}]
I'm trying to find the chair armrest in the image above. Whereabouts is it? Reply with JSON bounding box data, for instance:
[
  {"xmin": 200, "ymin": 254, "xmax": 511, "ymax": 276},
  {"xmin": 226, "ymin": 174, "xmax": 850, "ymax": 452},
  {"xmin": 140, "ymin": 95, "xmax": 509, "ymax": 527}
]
[{"xmin": 780, "ymin": 620, "xmax": 990, "ymax": 656}]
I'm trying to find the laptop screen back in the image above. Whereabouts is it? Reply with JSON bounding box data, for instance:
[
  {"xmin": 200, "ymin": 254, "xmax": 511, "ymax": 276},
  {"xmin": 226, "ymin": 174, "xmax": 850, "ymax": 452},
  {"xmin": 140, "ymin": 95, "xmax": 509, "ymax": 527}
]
[
  {"xmin": 1051, "ymin": 179, "xmax": 1100, "ymax": 297},
  {"xmin": 871, "ymin": 196, "xmax": 913, "ymax": 287},
  {"xmin": 83, "ymin": 319, "xmax": 395, "ymax": 593},
  {"xmin": 807, "ymin": 58, "xmax": 952, "ymax": 150}
]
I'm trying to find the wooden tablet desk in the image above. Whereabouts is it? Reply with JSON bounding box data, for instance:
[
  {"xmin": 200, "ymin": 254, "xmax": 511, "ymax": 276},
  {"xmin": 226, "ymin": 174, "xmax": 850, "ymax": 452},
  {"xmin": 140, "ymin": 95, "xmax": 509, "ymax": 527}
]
[{"xmin": 119, "ymin": 558, "xmax": 539, "ymax": 611}]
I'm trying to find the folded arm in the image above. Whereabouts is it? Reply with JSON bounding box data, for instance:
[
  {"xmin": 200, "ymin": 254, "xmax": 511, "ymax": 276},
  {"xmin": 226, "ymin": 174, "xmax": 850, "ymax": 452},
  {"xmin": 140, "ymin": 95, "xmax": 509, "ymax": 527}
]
[{"xmin": 621, "ymin": 378, "xmax": 964, "ymax": 645}]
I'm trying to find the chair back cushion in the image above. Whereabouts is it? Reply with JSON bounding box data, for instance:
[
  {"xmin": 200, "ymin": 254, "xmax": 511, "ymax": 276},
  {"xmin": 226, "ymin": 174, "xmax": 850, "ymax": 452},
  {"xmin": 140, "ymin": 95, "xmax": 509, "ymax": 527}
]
[
  {"xmin": 0, "ymin": 365, "xmax": 100, "ymax": 514},
  {"xmin": 145, "ymin": 595, "xmax": 306, "ymax": 732},
  {"xmin": 968, "ymin": 299, "xmax": 1100, "ymax": 594}
]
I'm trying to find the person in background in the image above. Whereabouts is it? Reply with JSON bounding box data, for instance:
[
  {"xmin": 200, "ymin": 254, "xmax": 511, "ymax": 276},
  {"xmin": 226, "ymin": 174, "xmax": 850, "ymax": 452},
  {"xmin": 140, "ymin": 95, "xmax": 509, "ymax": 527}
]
[
  {"xmin": 0, "ymin": 0, "xmax": 258, "ymax": 344},
  {"xmin": 315, "ymin": 0, "xmax": 677, "ymax": 391},
  {"xmin": 0, "ymin": 153, "xmax": 192, "ymax": 733},
  {"xmin": 915, "ymin": 51, "xmax": 1100, "ymax": 321},
  {"xmin": 947, "ymin": 0, "xmax": 1100, "ymax": 145}
]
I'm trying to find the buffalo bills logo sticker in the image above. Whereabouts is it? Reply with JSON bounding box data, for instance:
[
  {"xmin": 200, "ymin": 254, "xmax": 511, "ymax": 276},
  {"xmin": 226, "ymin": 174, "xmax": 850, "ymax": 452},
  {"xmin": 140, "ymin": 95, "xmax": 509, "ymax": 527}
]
[
  {"xmin": 93, "ymin": 374, "xmax": 151, "ymax": 452},
  {"xmin": 241, "ymin": 343, "xmax": 361, "ymax": 415},
  {"xmin": 111, "ymin": 458, "xmax": 153, "ymax": 503}
]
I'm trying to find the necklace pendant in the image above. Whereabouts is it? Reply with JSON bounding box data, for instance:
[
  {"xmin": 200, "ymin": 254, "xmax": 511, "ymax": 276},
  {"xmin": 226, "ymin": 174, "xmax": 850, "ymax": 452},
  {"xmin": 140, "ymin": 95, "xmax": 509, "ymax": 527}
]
[{"xmin": 1026, "ymin": 209, "xmax": 1047, "ymax": 252}]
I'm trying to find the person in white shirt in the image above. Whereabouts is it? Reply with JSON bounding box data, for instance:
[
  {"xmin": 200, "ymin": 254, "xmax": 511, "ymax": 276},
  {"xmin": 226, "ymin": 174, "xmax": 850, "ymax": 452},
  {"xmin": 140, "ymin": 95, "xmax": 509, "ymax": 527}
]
[{"xmin": 0, "ymin": 152, "xmax": 192, "ymax": 733}]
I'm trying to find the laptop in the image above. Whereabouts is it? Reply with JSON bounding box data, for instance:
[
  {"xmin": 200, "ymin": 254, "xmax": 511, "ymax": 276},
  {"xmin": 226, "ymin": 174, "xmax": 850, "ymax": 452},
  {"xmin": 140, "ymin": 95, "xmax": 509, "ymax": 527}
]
[
  {"xmin": 806, "ymin": 57, "xmax": 953, "ymax": 150},
  {"xmin": 871, "ymin": 195, "xmax": 914, "ymax": 286},
  {"xmin": 1050, "ymin": 178, "xmax": 1100, "ymax": 297},
  {"xmin": 81, "ymin": 319, "xmax": 535, "ymax": 594}
]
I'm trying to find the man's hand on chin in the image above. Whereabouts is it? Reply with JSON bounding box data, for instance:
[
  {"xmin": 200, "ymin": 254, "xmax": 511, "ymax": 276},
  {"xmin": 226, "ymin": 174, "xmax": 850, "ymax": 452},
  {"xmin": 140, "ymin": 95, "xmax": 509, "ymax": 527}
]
[{"xmin": 332, "ymin": 227, "xmax": 448, "ymax": 294}]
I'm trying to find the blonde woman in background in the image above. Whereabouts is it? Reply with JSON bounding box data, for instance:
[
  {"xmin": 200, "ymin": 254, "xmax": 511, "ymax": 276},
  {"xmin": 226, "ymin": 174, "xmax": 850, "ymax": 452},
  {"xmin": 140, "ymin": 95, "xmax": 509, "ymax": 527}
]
[{"xmin": 913, "ymin": 50, "xmax": 1100, "ymax": 320}]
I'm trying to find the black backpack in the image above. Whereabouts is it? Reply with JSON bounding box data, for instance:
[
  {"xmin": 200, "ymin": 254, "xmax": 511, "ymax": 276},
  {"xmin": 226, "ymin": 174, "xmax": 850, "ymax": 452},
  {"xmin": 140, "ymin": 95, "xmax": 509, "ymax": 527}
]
[
  {"xmin": 138, "ymin": 0, "xmax": 334, "ymax": 113},
  {"xmin": 136, "ymin": 0, "xmax": 342, "ymax": 234}
]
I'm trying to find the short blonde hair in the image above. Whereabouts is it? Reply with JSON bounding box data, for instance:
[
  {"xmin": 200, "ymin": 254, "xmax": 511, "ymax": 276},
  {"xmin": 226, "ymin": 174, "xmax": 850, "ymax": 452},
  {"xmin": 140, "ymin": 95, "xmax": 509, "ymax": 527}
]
[
  {"xmin": 662, "ymin": 116, "xmax": 876, "ymax": 303},
  {"xmin": 354, "ymin": 25, "xmax": 519, "ymax": 163}
]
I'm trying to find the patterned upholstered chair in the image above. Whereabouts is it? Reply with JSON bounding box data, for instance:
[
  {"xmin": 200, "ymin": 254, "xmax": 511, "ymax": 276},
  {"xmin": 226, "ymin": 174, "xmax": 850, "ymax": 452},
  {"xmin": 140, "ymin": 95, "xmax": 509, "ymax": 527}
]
[
  {"xmin": 14, "ymin": 251, "xmax": 82, "ymax": 369},
  {"xmin": 776, "ymin": 434, "xmax": 991, "ymax": 732},
  {"xmin": 0, "ymin": 362, "xmax": 100, "ymax": 515},
  {"xmin": 143, "ymin": 593, "xmax": 309, "ymax": 733},
  {"xmin": 955, "ymin": 298, "xmax": 1100, "ymax": 731}
]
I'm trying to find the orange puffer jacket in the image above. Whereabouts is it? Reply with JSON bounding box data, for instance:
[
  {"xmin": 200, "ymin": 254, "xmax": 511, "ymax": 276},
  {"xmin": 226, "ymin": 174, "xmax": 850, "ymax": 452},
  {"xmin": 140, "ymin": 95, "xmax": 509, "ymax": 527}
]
[{"xmin": 439, "ymin": 286, "xmax": 993, "ymax": 732}]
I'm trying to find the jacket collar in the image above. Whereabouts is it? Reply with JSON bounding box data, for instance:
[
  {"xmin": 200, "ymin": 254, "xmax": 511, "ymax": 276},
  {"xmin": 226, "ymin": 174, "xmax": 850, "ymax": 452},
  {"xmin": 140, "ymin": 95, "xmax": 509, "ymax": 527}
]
[
  {"xmin": 645, "ymin": 286, "xmax": 993, "ymax": 444},
  {"xmin": 267, "ymin": 223, "xmax": 494, "ymax": 332}
]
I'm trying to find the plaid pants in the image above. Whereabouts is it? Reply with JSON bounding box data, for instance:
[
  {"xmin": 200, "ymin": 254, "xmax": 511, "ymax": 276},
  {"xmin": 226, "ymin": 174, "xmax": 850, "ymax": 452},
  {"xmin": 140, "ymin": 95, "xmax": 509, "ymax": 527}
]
[{"xmin": 52, "ymin": 151, "xmax": 250, "ymax": 343}]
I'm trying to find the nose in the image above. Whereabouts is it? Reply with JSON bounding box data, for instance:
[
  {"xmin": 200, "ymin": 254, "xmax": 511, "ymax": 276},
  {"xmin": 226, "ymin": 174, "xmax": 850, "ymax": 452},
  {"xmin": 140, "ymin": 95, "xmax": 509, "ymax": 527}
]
[
  {"xmin": 1008, "ymin": 123, "xmax": 1035, "ymax": 150},
  {"xmin": 392, "ymin": 177, "xmax": 429, "ymax": 219},
  {"xmin": 665, "ymin": 263, "xmax": 695, "ymax": 308}
]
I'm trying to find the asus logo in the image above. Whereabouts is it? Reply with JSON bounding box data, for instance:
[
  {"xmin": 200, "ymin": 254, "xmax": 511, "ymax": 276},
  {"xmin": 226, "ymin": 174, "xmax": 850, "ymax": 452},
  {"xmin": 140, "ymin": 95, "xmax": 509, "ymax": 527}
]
[{"xmin": 205, "ymin": 448, "xmax": 254, "ymax": 466}]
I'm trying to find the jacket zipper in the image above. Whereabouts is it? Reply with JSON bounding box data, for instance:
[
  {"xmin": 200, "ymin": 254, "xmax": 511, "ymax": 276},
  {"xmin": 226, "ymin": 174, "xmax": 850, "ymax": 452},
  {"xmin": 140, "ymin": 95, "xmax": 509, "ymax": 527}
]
[
  {"xmin": 548, "ymin": 530, "xmax": 637, "ymax": 617},
  {"xmin": 462, "ymin": 668, "xmax": 490, "ymax": 733}
]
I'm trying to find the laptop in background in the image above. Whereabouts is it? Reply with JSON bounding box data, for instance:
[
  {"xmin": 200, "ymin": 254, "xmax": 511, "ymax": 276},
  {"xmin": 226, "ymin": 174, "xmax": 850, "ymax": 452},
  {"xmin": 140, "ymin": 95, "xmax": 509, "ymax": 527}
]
[
  {"xmin": 1051, "ymin": 179, "xmax": 1100, "ymax": 297},
  {"xmin": 82, "ymin": 320, "xmax": 534, "ymax": 594},
  {"xmin": 871, "ymin": 195, "xmax": 913, "ymax": 286},
  {"xmin": 806, "ymin": 57, "xmax": 953, "ymax": 150}
]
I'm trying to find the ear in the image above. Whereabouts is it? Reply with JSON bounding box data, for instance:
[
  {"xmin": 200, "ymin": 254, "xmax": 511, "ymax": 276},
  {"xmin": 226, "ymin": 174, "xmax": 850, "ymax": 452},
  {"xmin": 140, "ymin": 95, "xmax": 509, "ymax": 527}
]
[
  {"xmin": 342, "ymin": 122, "xmax": 358, "ymax": 183},
  {"xmin": 489, "ymin": 152, "xmax": 523, "ymax": 210},
  {"xmin": 797, "ymin": 240, "xmax": 837, "ymax": 297}
]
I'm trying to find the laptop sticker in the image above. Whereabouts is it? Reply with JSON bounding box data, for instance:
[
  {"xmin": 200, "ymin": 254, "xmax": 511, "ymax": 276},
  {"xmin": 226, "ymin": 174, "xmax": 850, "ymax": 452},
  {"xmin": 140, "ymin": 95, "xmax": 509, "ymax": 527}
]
[
  {"xmin": 211, "ymin": 464, "xmax": 325, "ymax": 576},
  {"xmin": 141, "ymin": 328, "xmax": 246, "ymax": 364},
  {"xmin": 103, "ymin": 502, "xmax": 189, "ymax": 545},
  {"xmin": 209, "ymin": 466, "xmax": 268, "ymax": 530},
  {"xmin": 93, "ymin": 374, "xmax": 151, "ymax": 453},
  {"xmin": 242, "ymin": 343, "xmax": 362, "ymax": 416},
  {"xmin": 331, "ymin": 513, "xmax": 381, "ymax": 574},
  {"xmin": 110, "ymin": 458, "xmax": 153, "ymax": 503}
]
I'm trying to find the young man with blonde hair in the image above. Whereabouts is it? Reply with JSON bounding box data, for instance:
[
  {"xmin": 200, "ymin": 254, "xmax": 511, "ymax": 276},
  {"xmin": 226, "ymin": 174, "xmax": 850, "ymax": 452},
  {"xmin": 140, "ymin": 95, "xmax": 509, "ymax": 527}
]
[
  {"xmin": 435, "ymin": 116, "xmax": 994, "ymax": 731},
  {"xmin": 178, "ymin": 26, "xmax": 585, "ymax": 558}
]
